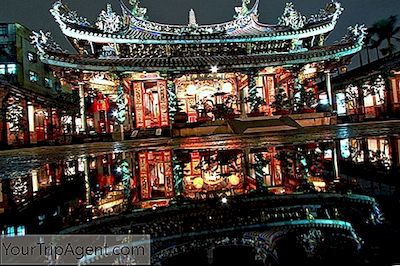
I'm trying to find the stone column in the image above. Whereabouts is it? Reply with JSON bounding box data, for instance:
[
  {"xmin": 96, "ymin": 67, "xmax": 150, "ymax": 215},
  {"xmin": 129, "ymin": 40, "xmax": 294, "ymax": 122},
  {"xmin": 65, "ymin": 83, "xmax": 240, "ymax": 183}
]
[
  {"xmin": 237, "ymin": 74, "xmax": 247, "ymax": 119},
  {"xmin": 78, "ymin": 82, "xmax": 87, "ymax": 133},
  {"xmin": 325, "ymin": 71, "xmax": 334, "ymax": 111},
  {"xmin": 240, "ymin": 88, "xmax": 247, "ymax": 119},
  {"xmin": 332, "ymin": 141, "xmax": 340, "ymax": 180}
]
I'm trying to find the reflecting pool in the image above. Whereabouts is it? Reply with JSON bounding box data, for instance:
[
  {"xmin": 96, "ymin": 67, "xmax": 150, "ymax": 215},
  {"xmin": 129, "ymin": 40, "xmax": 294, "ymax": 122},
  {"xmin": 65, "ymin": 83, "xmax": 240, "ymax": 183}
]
[{"xmin": 1, "ymin": 133, "xmax": 399, "ymax": 235}]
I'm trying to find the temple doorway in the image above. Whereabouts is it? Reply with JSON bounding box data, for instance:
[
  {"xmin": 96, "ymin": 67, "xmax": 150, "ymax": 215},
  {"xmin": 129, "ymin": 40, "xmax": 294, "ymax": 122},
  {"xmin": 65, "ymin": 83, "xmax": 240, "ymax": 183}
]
[
  {"xmin": 133, "ymin": 79, "xmax": 169, "ymax": 129},
  {"xmin": 138, "ymin": 151, "xmax": 174, "ymax": 200},
  {"xmin": 175, "ymin": 74, "xmax": 240, "ymax": 123}
]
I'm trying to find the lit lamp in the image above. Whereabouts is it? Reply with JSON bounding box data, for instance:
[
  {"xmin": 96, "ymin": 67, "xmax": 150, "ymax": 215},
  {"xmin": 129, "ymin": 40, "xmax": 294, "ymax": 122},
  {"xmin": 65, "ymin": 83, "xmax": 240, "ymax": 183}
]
[
  {"xmin": 222, "ymin": 82, "xmax": 233, "ymax": 94},
  {"xmin": 228, "ymin": 174, "xmax": 240, "ymax": 186},
  {"xmin": 193, "ymin": 177, "xmax": 204, "ymax": 189},
  {"xmin": 186, "ymin": 84, "xmax": 197, "ymax": 95}
]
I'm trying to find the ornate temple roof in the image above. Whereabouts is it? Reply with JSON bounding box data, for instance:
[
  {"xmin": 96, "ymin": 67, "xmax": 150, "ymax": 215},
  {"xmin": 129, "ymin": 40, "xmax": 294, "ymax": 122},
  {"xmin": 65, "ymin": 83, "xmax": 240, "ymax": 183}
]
[
  {"xmin": 31, "ymin": 1, "xmax": 366, "ymax": 73},
  {"xmin": 49, "ymin": 0, "xmax": 344, "ymax": 43}
]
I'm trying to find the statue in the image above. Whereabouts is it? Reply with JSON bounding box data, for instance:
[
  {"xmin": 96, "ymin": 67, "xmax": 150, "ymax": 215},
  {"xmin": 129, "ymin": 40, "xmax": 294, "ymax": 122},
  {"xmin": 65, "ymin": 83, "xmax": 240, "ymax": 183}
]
[
  {"xmin": 31, "ymin": 31, "xmax": 65, "ymax": 54},
  {"xmin": 129, "ymin": 0, "xmax": 147, "ymax": 20},
  {"xmin": 278, "ymin": 2, "xmax": 307, "ymax": 30},
  {"xmin": 235, "ymin": 0, "xmax": 251, "ymax": 18},
  {"xmin": 96, "ymin": 4, "xmax": 122, "ymax": 33}
]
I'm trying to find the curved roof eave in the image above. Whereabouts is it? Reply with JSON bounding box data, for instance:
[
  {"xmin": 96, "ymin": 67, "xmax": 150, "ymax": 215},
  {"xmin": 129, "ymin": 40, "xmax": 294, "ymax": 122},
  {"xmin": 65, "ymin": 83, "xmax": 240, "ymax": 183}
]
[{"xmin": 39, "ymin": 43, "xmax": 363, "ymax": 73}]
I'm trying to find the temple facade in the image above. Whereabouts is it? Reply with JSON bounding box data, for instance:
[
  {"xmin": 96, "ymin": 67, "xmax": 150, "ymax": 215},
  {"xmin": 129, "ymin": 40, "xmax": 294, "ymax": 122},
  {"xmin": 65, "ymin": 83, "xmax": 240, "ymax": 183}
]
[{"xmin": 31, "ymin": 0, "xmax": 366, "ymax": 139}]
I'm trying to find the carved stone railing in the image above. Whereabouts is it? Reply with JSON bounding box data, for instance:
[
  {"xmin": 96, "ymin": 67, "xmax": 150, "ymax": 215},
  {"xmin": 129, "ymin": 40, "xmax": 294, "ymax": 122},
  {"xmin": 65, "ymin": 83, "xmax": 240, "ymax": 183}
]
[
  {"xmin": 77, "ymin": 219, "xmax": 361, "ymax": 265},
  {"xmin": 60, "ymin": 193, "xmax": 384, "ymax": 235}
]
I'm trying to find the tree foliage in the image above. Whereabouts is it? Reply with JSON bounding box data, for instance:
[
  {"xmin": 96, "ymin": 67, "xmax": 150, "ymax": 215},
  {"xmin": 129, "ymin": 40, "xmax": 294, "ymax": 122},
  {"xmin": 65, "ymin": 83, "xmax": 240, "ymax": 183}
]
[{"xmin": 369, "ymin": 15, "xmax": 400, "ymax": 56}]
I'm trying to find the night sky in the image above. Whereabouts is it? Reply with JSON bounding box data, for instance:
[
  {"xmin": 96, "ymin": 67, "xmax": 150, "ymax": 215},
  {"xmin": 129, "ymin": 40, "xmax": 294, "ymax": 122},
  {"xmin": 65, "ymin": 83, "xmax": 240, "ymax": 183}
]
[{"xmin": 1, "ymin": 0, "xmax": 400, "ymax": 50}]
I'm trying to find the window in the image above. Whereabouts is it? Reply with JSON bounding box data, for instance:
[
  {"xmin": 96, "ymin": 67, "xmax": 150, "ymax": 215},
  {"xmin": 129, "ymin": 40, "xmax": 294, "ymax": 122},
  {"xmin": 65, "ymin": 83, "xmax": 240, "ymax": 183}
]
[
  {"xmin": 0, "ymin": 64, "xmax": 5, "ymax": 75},
  {"xmin": 16, "ymin": 226, "xmax": 25, "ymax": 236},
  {"xmin": 45, "ymin": 77, "xmax": 52, "ymax": 88},
  {"xmin": 6, "ymin": 64, "xmax": 16, "ymax": 75},
  {"xmin": 27, "ymin": 52, "xmax": 37, "ymax": 62},
  {"xmin": 340, "ymin": 139, "xmax": 351, "ymax": 159},
  {"xmin": 0, "ymin": 25, "xmax": 8, "ymax": 36},
  {"xmin": 29, "ymin": 71, "xmax": 39, "ymax": 83},
  {"xmin": 6, "ymin": 226, "xmax": 15, "ymax": 236}
]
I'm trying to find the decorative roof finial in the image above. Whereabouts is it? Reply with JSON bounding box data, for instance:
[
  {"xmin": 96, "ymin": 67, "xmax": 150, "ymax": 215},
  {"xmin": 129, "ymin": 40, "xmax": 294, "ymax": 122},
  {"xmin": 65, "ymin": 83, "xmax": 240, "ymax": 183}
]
[
  {"xmin": 278, "ymin": 2, "xmax": 307, "ymax": 30},
  {"xmin": 31, "ymin": 31, "xmax": 66, "ymax": 54},
  {"xmin": 340, "ymin": 24, "xmax": 367, "ymax": 46},
  {"xmin": 235, "ymin": 0, "xmax": 251, "ymax": 19},
  {"xmin": 96, "ymin": 4, "xmax": 122, "ymax": 33},
  {"xmin": 188, "ymin": 9, "xmax": 198, "ymax": 27},
  {"xmin": 129, "ymin": 0, "xmax": 147, "ymax": 20}
]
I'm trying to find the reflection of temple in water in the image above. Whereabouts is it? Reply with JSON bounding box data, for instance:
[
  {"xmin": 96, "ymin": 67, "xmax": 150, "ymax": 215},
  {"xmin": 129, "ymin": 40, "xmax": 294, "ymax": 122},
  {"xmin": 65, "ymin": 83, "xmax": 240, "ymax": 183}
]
[{"xmin": 1, "ymin": 135, "xmax": 399, "ymax": 234}]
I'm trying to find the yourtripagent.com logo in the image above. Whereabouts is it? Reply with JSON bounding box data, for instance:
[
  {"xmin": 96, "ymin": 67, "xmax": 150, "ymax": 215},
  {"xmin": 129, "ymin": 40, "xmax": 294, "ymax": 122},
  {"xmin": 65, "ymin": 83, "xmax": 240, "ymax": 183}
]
[{"xmin": 0, "ymin": 235, "xmax": 150, "ymax": 265}]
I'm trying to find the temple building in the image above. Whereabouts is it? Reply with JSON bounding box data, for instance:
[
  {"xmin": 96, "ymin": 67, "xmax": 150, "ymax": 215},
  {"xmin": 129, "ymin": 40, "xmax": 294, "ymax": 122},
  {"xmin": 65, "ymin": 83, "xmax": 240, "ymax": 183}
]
[{"xmin": 31, "ymin": 0, "xmax": 367, "ymax": 139}]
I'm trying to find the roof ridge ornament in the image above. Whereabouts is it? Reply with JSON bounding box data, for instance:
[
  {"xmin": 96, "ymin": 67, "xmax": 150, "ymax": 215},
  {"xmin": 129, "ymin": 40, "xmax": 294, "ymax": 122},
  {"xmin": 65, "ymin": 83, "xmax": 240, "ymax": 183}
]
[
  {"xmin": 235, "ymin": 0, "xmax": 251, "ymax": 19},
  {"xmin": 51, "ymin": 0, "xmax": 91, "ymax": 28},
  {"xmin": 96, "ymin": 4, "xmax": 122, "ymax": 33},
  {"xmin": 339, "ymin": 24, "xmax": 367, "ymax": 46},
  {"xmin": 129, "ymin": 0, "xmax": 147, "ymax": 20},
  {"xmin": 308, "ymin": 1, "xmax": 344, "ymax": 24},
  {"xmin": 188, "ymin": 9, "xmax": 198, "ymax": 27},
  {"xmin": 278, "ymin": 2, "xmax": 307, "ymax": 30},
  {"xmin": 31, "ymin": 31, "xmax": 67, "ymax": 54}
]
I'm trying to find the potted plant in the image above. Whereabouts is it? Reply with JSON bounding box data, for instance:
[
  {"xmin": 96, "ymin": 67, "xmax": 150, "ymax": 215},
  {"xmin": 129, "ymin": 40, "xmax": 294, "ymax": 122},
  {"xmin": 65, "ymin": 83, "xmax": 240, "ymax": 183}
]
[
  {"xmin": 271, "ymin": 86, "xmax": 292, "ymax": 115},
  {"xmin": 293, "ymin": 78, "xmax": 317, "ymax": 114},
  {"xmin": 246, "ymin": 84, "xmax": 266, "ymax": 117}
]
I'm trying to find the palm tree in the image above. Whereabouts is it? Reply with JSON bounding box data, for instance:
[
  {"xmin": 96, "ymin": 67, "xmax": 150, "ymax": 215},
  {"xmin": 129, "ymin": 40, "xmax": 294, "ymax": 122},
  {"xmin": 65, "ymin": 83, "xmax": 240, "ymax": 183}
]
[{"xmin": 369, "ymin": 15, "xmax": 400, "ymax": 56}]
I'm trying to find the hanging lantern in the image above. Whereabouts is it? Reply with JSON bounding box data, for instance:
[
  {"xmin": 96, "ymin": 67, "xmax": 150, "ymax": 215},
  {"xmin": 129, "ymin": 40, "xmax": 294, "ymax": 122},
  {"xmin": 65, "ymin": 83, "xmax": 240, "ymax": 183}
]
[
  {"xmin": 222, "ymin": 82, "xmax": 233, "ymax": 94},
  {"xmin": 186, "ymin": 84, "xmax": 197, "ymax": 96}
]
